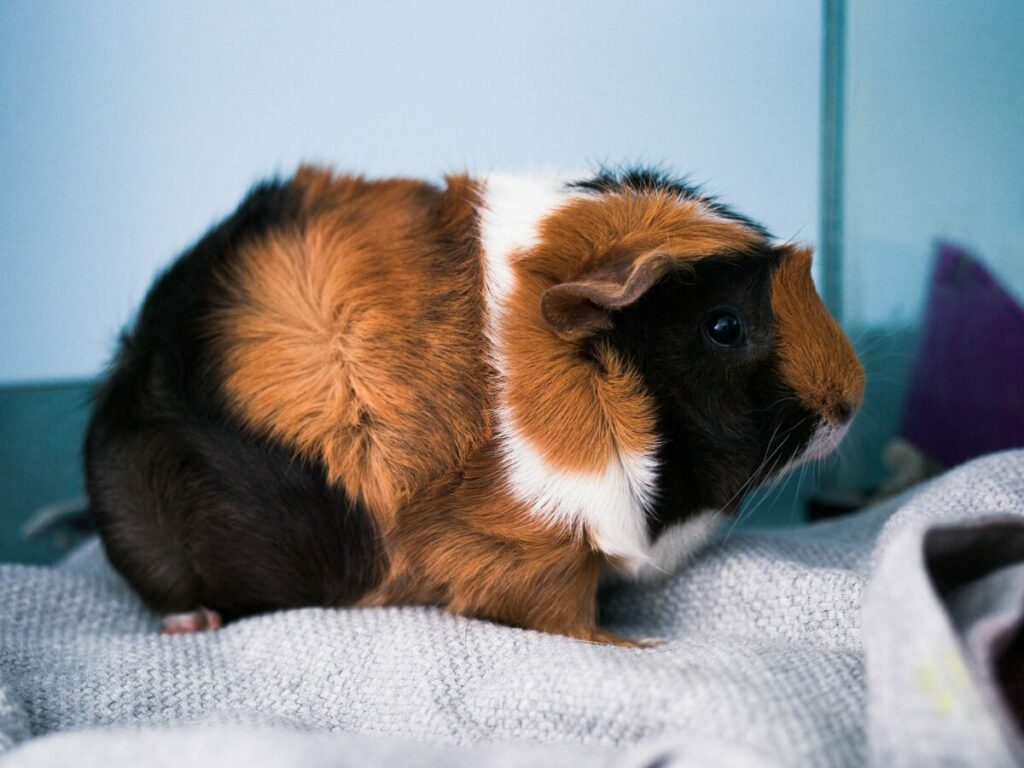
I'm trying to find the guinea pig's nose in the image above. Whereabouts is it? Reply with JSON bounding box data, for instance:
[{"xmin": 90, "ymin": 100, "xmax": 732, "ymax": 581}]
[{"xmin": 832, "ymin": 399, "xmax": 856, "ymax": 425}]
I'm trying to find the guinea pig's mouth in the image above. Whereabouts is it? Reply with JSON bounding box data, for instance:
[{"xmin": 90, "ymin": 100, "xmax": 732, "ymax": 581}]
[
  {"xmin": 772, "ymin": 419, "xmax": 852, "ymax": 479},
  {"xmin": 718, "ymin": 419, "xmax": 852, "ymax": 516},
  {"xmin": 775, "ymin": 418, "xmax": 852, "ymax": 476},
  {"xmin": 801, "ymin": 420, "xmax": 852, "ymax": 462}
]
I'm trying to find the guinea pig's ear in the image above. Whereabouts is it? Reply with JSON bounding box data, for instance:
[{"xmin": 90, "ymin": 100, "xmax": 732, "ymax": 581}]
[{"xmin": 541, "ymin": 251, "xmax": 676, "ymax": 338}]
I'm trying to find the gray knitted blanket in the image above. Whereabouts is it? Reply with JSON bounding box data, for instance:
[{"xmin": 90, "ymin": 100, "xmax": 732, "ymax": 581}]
[{"xmin": 2, "ymin": 451, "xmax": 1023, "ymax": 767}]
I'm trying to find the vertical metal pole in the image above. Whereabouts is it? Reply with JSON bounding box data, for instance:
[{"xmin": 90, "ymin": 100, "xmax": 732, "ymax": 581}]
[{"xmin": 820, "ymin": 0, "xmax": 845, "ymax": 322}]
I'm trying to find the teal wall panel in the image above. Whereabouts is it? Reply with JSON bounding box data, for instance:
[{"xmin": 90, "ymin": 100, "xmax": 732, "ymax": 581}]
[{"xmin": 0, "ymin": 381, "xmax": 93, "ymax": 563}]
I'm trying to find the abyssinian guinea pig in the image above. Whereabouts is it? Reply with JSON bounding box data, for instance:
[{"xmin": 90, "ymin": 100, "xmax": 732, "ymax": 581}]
[{"xmin": 86, "ymin": 165, "xmax": 864, "ymax": 645}]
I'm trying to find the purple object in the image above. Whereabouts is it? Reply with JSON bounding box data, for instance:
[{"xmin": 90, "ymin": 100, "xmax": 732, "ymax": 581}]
[{"xmin": 901, "ymin": 242, "xmax": 1024, "ymax": 467}]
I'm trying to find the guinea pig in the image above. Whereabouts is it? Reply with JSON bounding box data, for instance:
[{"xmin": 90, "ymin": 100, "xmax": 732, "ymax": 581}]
[{"xmin": 85, "ymin": 165, "xmax": 864, "ymax": 645}]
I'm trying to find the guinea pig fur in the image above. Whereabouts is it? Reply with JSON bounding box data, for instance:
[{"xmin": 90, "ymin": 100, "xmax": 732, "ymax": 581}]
[{"xmin": 85, "ymin": 165, "xmax": 865, "ymax": 645}]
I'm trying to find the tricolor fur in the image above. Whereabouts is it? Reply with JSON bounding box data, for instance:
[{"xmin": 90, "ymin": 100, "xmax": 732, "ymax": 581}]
[
  {"xmin": 86, "ymin": 165, "xmax": 864, "ymax": 645},
  {"xmin": 481, "ymin": 174, "xmax": 659, "ymax": 568}
]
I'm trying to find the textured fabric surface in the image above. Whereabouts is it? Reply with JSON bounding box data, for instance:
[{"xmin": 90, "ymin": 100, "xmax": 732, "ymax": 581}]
[{"xmin": 1, "ymin": 451, "xmax": 1023, "ymax": 767}]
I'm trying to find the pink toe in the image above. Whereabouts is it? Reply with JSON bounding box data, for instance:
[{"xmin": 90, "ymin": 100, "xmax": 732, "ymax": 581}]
[
  {"xmin": 160, "ymin": 607, "xmax": 223, "ymax": 634},
  {"xmin": 201, "ymin": 607, "xmax": 223, "ymax": 631}
]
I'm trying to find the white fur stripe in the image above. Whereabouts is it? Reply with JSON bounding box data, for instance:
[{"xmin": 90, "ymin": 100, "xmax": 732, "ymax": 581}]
[
  {"xmin": 478, "ymin": 173, "xmax": 660, "ymax": 571},
  {"xmin": 633, "ymin": 509, "xmax": 721, "ymax": 581},
  {"xmin": 478, "ymin": 173, "xmax": 569, "ymax": 322},
  {"xmin": 494, "ymin": 406, "xmax": 659, "ymax": 566}
]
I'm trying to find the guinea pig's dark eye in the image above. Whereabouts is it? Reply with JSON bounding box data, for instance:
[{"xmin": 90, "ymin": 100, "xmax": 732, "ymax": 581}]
[{"xmin": 702, "ymin": 309, "xmax": 746, "ymax": 348}]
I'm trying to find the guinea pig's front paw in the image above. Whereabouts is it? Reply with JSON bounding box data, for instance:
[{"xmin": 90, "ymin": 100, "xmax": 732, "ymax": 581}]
[
  {"xmin": 629, "ymin": 636, "xmax": 665, "ymax": 649},
  {"xmin": 160, "ymin": 606, "xmax": 223, "ymax": 635},
  {"xmin": 581, "ymin": 628, "xmax": 663, "ymax": 648}
]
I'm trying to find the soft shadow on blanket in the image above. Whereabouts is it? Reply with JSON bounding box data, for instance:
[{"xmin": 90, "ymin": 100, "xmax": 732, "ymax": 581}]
[{"xmin": 2, "ymin": 451, "xmax": 1023, "ymax": 768}]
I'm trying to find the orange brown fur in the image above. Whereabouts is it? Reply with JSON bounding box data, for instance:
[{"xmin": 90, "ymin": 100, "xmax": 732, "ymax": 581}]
[
  {"xmin": 211, "ymin": 168, "xmax": 489, "ymax": 521},
  {"xmin": 771, "ymin": 246, "xmax": 865, "ymax": 421},
  {"xmin": 360, "ymin": 443, "xmax": 617, "ymax": 643},
  {"xmin": 210, "ymin": 169, "xmax": 631, "ymax": 640},
  {"xmin": 499, "ymin": 192, "xmax": 764, "ymax": 474},
  {"xmin": 191, "ymin": 170, "xmax": 853, "ymax": 646}
]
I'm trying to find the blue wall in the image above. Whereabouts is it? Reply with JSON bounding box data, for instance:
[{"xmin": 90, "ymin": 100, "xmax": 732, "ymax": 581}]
[
  {"xmin": 825, "ymin": 0, "xmax": 1024, "ymax": 491},
  {"xmin": 0, "ymin": 0, "xmax": 822, "ymax": 383},
  {"xmin": 842, "ymin": 0, "xmax": 1024, "ymax": 328}
]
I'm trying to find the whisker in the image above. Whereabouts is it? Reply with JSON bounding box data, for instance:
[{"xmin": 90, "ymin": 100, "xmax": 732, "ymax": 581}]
[
  {"xmin": 719, "ymin": 433, "xmax": 792, "ymax": 545},
  {"xmin": 711, "ymin": 427, "xmax": 783, "ymax": 541},
  {"xmin": 722, "ymin": 413, "xmax": 818, "ymax": 538}
]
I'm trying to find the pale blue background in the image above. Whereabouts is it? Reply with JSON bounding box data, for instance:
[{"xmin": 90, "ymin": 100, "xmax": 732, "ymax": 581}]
[
  {"xmin": 842, "ymin": 0, "xmax": 1024, "ymax": 329},
  {"xmin": 0, "ymin": 0, "xmax": 822, "ymax": 383},
  {"xmin": 3, "ymin": 1, "xmax": 1022, "ymax": 554}
]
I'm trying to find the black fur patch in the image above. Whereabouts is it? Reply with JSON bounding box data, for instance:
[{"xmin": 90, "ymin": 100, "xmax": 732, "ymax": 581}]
[
  {"xmin": 86, "ymin": 178, "xmax": 384, "ymax": 617},
  {"xmin": 569, "ymin": 165, "xmax": 772, "ymax": 239},
  {"xmin": 596, "ymin": 251, "xmax": 818, "ymax": 539}
]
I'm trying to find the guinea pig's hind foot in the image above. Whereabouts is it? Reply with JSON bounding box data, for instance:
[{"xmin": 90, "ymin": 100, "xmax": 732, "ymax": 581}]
[{"xmin": 160, "ymin": 606, "xmax": 223, "ymax": 635}]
